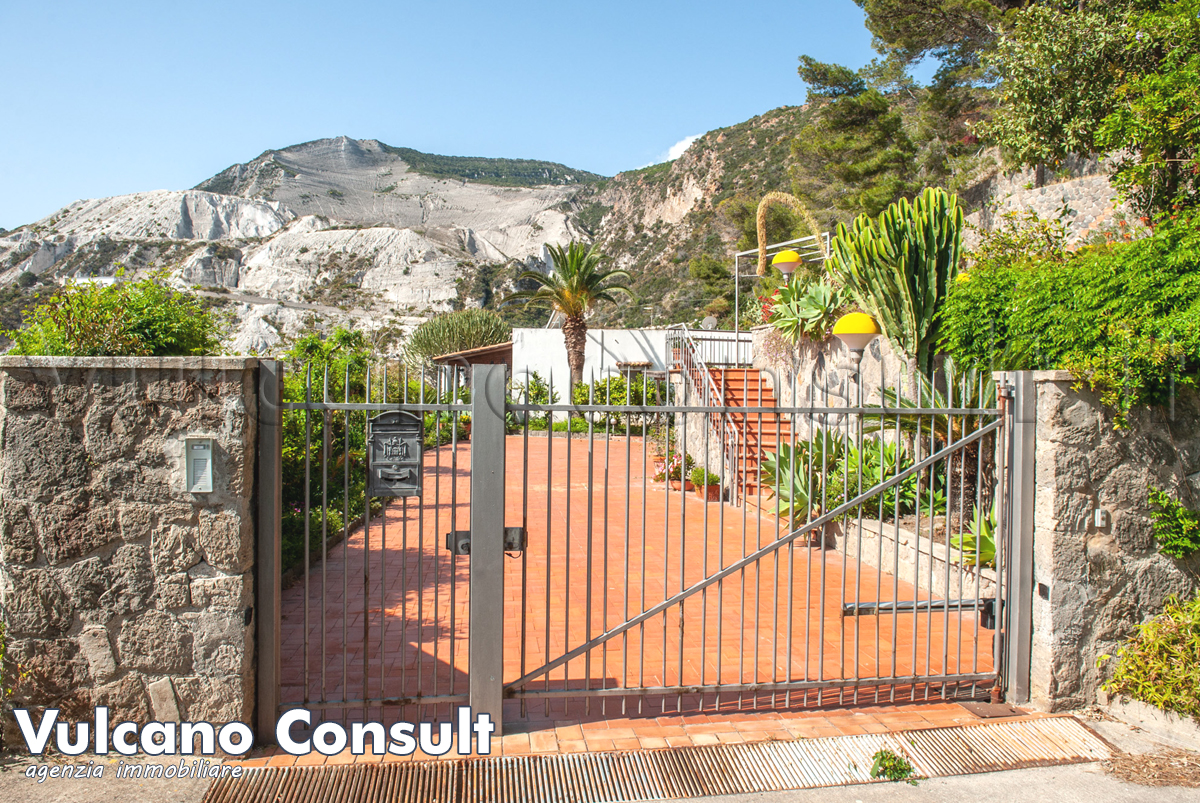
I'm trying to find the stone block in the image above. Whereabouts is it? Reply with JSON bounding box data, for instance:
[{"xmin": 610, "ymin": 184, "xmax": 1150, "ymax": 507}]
[
  {"xmin": 198, "ymin": 509, "xmax": 251, "ymax": 572},
  {"xmin": 151, "ymin": 524, "xmax": 201, "ymax": 574},
  {"xmin": 147, "ymin": 677, "xmax": 181, "ymax": 722},
  {"xmin": 156, "ymin": 573, "xmax": 191, "ymax": 609},
  {"xmin": 0, "ymin": 566, "xmax": 73, "ymax": 637},
  {"xmin": 0, "ymin": 414, "xmax": 88, "ymax": 502},
  {"xmin": 102, "ymin": 544, "xmax": 154, "ymax": 616},
  {"xmin": 117, "ymin": 502, "xmax": 156, "ymax": 541},
  {"xmin": 78, "ymin": 627, "xmax": 118, "ymax": 682},
  {"xmin": 64, "ymin": 558, "xmax": 108, "ymax": 624},
  {"xmin": 51, "ymin": 383, "xmax": 89, "ymax": 421},
  {"xmin": 39, "ymin": 504, "xmax": 120, "ymax": 565},
  {"xmin": 189, "ymin": 574, "xmax": 249, "ymax": 611},
  {"xmin": 10, "ymin": 638, "xmax": 90, "ymax": 709},
  {"xmin": 173, "ymin": 676, "xmax": 247, "ymax": 723},
  {"xmin": 2, "ymin": 374, "xmax": 52, "ymax": 411},
  {"xmin": 92, "ymin": 675, "xmax": 150, "ymax": 724},
  {"xmin": 116, "ymin": 609, "xmax": 192, "ymax": 673},
  {"xmin": 0, "ymin": 501, "xmax": 36, "ymax": 564},
  {"xmin": 188, "ymin": 610, "xmax": 248, "ymax": 677}
]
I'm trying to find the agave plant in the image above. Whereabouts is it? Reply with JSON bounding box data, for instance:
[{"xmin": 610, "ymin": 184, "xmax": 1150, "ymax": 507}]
[
  {"xmin": 769, "ymin": 278, "xmax": 845, "ymax": 343},
  {"xmin": 759, "ymin": 429, "xmax": 845, "ymax": 520},
  {"xmin": 830, "ymin": 187, "xmax": 964, "ymax": 382},
  {"xmin": 952, "ymin": 497, "xmax": 998, "ymax": 568}
]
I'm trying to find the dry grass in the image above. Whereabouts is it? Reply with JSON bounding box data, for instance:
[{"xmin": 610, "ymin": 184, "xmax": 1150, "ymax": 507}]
[{"xmin": 1103, "ymin": 750, "xmax": 1200, "ymax": 788}]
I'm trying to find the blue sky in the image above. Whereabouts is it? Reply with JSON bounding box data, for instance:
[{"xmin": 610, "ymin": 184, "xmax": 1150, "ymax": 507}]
[{"xmin": 0, "ymin": 1, "xmax": 885, "ymax": 229}]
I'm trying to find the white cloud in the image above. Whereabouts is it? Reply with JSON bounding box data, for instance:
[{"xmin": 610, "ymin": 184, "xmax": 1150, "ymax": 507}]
[
  {"xmin": 639, "ymin": 134, "xmax": 702, "ymax": 168},
  {"xmin": 665, "ymin": 134, "xmax": 701, "ymax": 161}
]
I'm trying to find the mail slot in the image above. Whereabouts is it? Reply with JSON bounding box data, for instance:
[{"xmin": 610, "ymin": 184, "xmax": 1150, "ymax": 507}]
[{"xmin": 367, "ymin": 411, "xmax": 423, "ymax": 498}]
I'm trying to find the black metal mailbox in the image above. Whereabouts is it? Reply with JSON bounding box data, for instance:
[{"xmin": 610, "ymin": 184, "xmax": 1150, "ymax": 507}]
[{"xmin": 367, "ymin": 411, "xmax": 423, "ymax": 497}]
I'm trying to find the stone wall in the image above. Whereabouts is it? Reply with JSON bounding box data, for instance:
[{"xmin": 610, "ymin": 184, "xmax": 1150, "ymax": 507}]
[
  {"xmin": 1027, "ymin": 372, "xmax": 1200, "ymax": 711},
  {"xmin": 960, "ymin": 156, "xmax": 1147, "ymax": 250},
  {"xmin": 0, "ymin": 357, "xmax": 260, "ymax": 737}
]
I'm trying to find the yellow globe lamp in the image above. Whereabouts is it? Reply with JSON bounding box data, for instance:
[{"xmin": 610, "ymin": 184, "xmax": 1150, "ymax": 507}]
[
  {"xmin": 832, "ymin": 312, "xmax": 880, "ymax": 368},
  {"xmin": 770, "ymin": 249, "xmax": 802, "ymax": 276}
]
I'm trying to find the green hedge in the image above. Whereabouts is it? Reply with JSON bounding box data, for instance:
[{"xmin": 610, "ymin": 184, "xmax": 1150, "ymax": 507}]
[{"xmin": 940, "ymin": 216, "xmax": 1200, "ymax": 424}]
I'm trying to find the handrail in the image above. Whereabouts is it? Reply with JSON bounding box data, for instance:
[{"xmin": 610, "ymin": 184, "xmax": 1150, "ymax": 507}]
[{"xmin": 666, "ymin": 325, "xmax": 751, "ymax": 505}]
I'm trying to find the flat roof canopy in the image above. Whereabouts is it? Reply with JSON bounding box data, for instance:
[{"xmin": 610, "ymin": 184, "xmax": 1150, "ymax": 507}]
[{"xmin": 432, "ymin": 340, "xmax": 513, "ymax": 367}]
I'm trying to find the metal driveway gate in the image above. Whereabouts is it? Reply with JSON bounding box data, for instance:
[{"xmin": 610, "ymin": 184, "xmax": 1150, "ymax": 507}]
[
  {"xmin": 257, "ymin": 360, "xmax": 497, "ymax": 738},
  {"xmin": 258, "ymin": 355, "xmax": 1026, "ymax": 738},
  {"xmin": 500, "ymin": 352, "xmax": 1016, "ymax": 719}
]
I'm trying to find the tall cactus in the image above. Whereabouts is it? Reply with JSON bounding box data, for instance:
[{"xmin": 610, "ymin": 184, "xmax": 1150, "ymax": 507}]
[{"xmin": 830, "ymin": 187, "xmax": 964, "ymax": 381}]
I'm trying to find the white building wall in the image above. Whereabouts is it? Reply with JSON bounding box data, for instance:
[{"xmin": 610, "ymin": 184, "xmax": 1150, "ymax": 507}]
[{"xmin": 511, "ymin": 328, "xmax": 669, "ymax": 389}]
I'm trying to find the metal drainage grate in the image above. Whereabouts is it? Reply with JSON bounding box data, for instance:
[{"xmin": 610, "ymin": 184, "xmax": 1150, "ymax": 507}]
[{"xmin": 204, "ymin": 717, "xmax": 1110, "ymax": 803}]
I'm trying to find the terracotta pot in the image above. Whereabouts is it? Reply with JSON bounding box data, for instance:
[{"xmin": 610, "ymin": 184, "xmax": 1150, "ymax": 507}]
[
  {"xmin": 668, "ymin": 480, "xmax": 694, "ymax": 492},
  {"xmin": 695, "ymin": 484, "xmax": 722, "ymax": 502}
]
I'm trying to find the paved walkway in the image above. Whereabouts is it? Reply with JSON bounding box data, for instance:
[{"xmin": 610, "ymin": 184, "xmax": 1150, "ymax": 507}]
[
  {"xmin": 243, "ymin": 703, "xmax": 1049, "ymax": 766},
  {"xmin": 274, "ymin": 433, "xmax": 994, "ymax": 762}
]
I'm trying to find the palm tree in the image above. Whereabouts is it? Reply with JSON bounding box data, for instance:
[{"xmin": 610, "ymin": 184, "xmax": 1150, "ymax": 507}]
[{"xmin": 508, "ymin": 242, "xmax": 632, "ymax": 388}]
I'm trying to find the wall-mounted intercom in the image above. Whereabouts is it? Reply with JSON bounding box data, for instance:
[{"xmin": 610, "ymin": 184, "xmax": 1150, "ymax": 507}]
[{"xmin": 186, "ymin": 438, "xmax": 214, "ymax": 493}]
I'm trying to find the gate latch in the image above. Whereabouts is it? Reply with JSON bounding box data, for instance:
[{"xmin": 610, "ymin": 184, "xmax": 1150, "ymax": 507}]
[{"xmin": 443, "ymin": 527, "xmax": 526, "ymax": 556}]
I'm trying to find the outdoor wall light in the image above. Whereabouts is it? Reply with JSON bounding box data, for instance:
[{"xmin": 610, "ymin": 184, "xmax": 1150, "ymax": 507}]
[
  {"xmin": 770, "ymin": 249, "xmax": 802, "ymax": 276},
  {"xmin": 832, "ymin": 312, "xmax": 880, "ymax": 369}
]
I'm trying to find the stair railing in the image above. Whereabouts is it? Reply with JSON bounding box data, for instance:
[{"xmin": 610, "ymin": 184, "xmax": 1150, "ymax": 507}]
[{"xmin": 666, "ymin": 325, "xmax": 754, "ymax": 505}]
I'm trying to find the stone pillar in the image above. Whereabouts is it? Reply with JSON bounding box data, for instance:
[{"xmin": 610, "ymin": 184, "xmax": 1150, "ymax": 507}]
[
  {"xmin": 0, "ymin": 357, "xmax": 260, "ymax": 736},
  {"xmin": 1028, "ymin": 372, "xmax": 1200, "ymax": 710}
]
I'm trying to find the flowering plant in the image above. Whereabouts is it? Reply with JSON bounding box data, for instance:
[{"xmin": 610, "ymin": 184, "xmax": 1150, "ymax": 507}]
[{"xmin": 654, "ymin": 452, "xmax": 695, "ymax": 481}]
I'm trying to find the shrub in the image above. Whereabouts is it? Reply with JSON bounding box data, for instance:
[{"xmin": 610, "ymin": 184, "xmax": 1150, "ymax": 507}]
[
  {"xmin": 509, "ymin": 371, "xmax": 558, "ymax": 431},
  {"xmin": 1149, "ymin": 488, "xmax": 1200, "ymax": 560},
  {"xmin": 7, "ymin": 274, "xmax": 222, "ymax": 356},
  {"xmin": 870, "ymin": 748, "xmax": 918, "ymax": 785},
  {"xmin": 940, "ymin": 214, "xmax": 1200, "ymax": 425},
  {"xmin": 404, "ymin": 308, "xmax": 510, "ymax": 368},
  {"xmin": 1101, "ymin": 594, "xmax": 1200, "ymax": 722},
  {"xmin": 690, "ymin": 467, "xmax": 720, "ymax": 487}
]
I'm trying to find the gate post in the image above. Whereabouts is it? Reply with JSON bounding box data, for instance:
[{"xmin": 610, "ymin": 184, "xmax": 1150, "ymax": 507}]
[
  {"xmin": 255, "ymin": 359, "xmax": 283, "ymax": 744},
  {"xmin": 1005, "ymin": 371, "xmax": 1036, "ymax": 703},
  {"xmin": 469, "ymin": 364, "xmax": 506, "ymax": 734}
]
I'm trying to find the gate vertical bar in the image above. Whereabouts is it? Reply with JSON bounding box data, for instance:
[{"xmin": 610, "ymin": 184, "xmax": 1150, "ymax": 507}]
[
  {"xmin": 469, "ymin": 363, "xmax": 506, "ymax": 733},
  {"xmin": 1005, "ymin": 371, "xmax": 1036, "ymax": 703},
  {"xmin": 256, "ymin": 359, "xmax": 283, "ymax": 744}
]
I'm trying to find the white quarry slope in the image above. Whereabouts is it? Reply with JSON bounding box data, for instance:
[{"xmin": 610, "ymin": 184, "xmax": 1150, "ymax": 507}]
[
  {"xmin": 199, "ymin": 136, "xmax": 589, "ymax": 262},
  {"xmin": 0, "ymin": 136, "xmax": 606, "ymax": 355}
]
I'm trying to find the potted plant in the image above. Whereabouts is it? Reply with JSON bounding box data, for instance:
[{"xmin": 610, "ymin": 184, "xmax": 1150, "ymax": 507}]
[
  {"xmin": 690, "ymin": 467, "xmax": 723, "ymax": 501},
  {"xmin": 657, "ymin": 453, "xmax": 695, "ymax": 490}
]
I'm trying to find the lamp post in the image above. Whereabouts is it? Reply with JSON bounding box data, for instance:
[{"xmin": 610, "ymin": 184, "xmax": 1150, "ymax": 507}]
[{"xmin": 833, "ymin": 312, "xmax": 881, "ymax": 542}]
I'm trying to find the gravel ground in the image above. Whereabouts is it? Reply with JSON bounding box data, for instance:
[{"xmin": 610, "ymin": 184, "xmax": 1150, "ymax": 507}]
[{"xmin": 0, "ymin": 753, "xmax": 211, "ymax": 803}]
